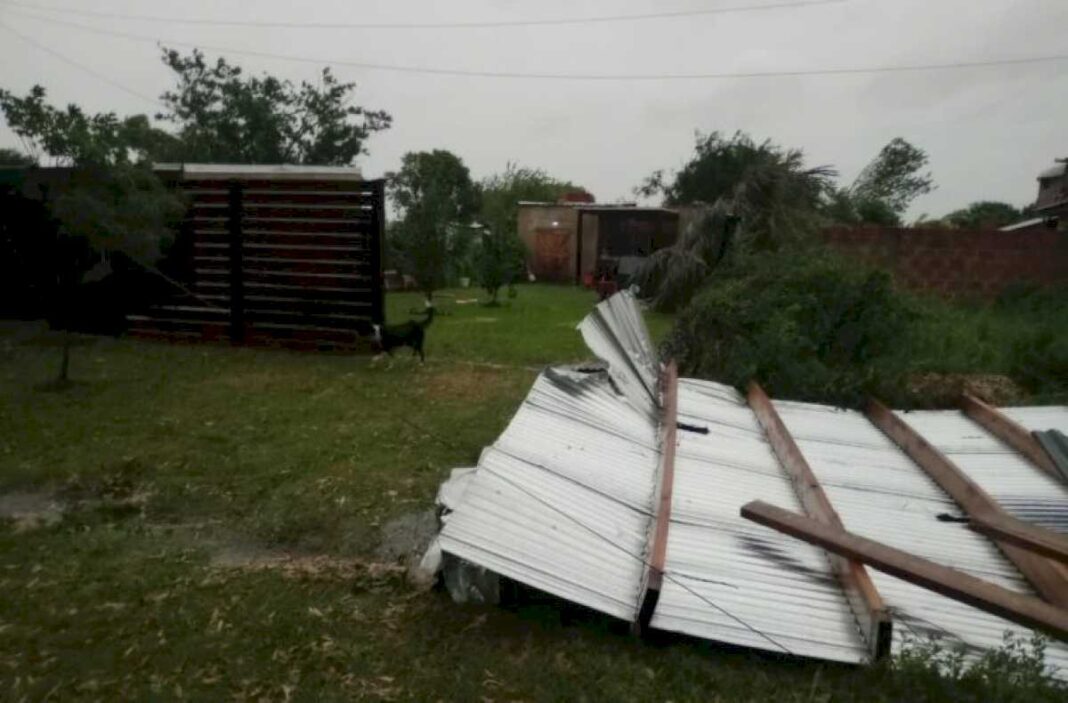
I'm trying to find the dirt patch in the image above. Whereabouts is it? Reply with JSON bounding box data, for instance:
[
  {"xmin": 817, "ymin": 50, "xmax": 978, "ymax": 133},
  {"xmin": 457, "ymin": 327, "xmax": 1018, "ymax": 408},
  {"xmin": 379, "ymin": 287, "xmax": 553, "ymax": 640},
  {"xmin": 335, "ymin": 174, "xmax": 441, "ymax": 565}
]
[
  {"xmin": 905, "ymin": 373, "xmax": 1025, "ymax": 407},
  {"xmin": 423, "ymin": 367, "xmax": 514, "ymax": 403},
  {"xmin": 375, "ymin": 509, "xmax": 438, "ymax": 567},
  {"xmin": 0, "ymin": 491, "xmax": 63, "ymax": 531}
]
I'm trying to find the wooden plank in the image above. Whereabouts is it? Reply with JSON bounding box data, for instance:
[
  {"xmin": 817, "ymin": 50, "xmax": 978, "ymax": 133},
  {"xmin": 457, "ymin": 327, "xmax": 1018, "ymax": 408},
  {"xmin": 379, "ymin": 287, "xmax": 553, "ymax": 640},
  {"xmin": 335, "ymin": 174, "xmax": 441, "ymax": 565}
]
[
  {"xmin": 970, "ymin": 512, "xmax": 1068, "ymax": 564},
  {"xmin": 195, "ymin": 268, "xmax": 372, "ymax": 288},
  {"xmin": 194, "ymin": 204, "xmax": 371, "ymax": 221},
  {"xmin": 960, "ymin": 393, "xmax": 1061, "ymax": 480},
  {"xmin": 747, "ymin": 382, "xmax": 892, "ymax": 659},
  {"xmin": 865, "ymin": 399, "xmax": 1068, "ymax": 608},
  {"xmin": 741, "ymin": 500, "xmax": 1068, "ymax": 642},
  {"xmin": 188, "ymin": 190, "xmax": 371, "ymax": 207},
  {"xmin": 196, "ymin": 216, "xmax": 369, "ymax": 234},
  {"xmin": 634, "ymin": 360, "xmax": 679, "ymax": 634},
  {"xmin": 193, "ymin": 230, "xmax": 372, "ymax": 248}
]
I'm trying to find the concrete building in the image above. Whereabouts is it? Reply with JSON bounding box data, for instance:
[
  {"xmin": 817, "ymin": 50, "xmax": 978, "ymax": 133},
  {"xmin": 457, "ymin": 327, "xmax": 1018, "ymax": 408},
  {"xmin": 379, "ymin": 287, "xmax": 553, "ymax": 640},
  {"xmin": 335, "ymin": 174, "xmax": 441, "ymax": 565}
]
[{"xmin": 516, "ymin": 200, "xmax": 696, "ymax": 284}]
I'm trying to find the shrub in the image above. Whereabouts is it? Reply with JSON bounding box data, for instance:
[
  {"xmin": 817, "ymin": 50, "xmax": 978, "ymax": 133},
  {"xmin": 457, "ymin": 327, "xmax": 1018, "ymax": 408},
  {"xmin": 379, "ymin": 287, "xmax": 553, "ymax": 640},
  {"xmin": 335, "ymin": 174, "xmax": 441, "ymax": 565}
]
[
  {"xmin": 885, "ymin": 632, "xmax": 1065, "ymax": 703},
  {"xmin": 664, "ymin": 248, "xmax": 915, "ymax": 407}
]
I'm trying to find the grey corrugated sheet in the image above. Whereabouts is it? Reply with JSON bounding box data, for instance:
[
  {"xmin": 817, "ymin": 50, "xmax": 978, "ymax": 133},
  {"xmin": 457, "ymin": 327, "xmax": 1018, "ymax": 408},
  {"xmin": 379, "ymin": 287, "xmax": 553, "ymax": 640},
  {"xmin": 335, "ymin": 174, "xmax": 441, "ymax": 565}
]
[
  {"xmin": 898, "ymin": 410, "xmax": 1068, "ymax": 532},
  {"xmin": 577, "ymin": 290, "xmax": 660, "ymax": 421},
  {"xmin": 438, "ymin": 369, "xmax": 659, "ymax": 621},
  {"xmin": 651, "ymin": 379, "xmax": 867, "ymax": 663},
  {"xmin": 774, "ymin": 399, "xmax": 1068, "ymax": 672},
  {"xmin": 435, "ymin": 290, "xmax": 1068, "ymax": 675}
]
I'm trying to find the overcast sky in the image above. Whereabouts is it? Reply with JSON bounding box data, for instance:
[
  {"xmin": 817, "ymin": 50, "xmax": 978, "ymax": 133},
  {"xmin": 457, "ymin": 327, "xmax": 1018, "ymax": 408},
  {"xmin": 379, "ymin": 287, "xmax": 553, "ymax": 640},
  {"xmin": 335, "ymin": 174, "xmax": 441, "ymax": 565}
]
[{"xmin": 1, "ymin": 0, "xmax": 1065, "ymax": 218}]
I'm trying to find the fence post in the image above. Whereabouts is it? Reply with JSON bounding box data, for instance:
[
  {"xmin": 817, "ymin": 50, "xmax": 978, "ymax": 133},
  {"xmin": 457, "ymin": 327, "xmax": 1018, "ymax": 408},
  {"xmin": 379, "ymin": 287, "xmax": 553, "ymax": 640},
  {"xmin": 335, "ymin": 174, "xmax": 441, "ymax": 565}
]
[
  {"xmin": 227, "ymin": 181, "xmax": 245, "ymax": 343},
  {"xmin": 368, "ymin": 180, "xmax": 385, "ymax": 325}
]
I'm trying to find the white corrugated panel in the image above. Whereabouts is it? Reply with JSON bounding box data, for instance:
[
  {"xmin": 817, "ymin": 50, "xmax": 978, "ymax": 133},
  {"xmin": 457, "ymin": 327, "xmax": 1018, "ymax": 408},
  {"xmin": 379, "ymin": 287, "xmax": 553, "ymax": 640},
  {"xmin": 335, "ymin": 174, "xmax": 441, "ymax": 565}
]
[
  {"xmin": 773, "ymin": 399, "xmax": 1068, "ymax": 673},
  {"xmin": 651, "ymin": 379, "xmax": 868, "ymax": 663},
  {"xmin": 577, "ymin": 290, "xmax": 660, "ymax": 421},
  {"xmin": 896, "ymin": 409, "xmax": 1068, "ymax": 533},
  {"xmin": 439, "ymin": 369, "xmax": 659, "ymax": 621}
]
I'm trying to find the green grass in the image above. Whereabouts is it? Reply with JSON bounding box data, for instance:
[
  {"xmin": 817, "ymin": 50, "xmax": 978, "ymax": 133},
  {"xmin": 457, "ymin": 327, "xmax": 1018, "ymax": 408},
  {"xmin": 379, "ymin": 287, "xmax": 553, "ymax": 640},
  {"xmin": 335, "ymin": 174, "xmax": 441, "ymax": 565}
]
[
  {"xmin": 386, "ymin": 284, "xmax": 675, "ymax": 366},
  {"xmin": 0, "ymin": 283, "xmax": 1063, "ymax": 700}
]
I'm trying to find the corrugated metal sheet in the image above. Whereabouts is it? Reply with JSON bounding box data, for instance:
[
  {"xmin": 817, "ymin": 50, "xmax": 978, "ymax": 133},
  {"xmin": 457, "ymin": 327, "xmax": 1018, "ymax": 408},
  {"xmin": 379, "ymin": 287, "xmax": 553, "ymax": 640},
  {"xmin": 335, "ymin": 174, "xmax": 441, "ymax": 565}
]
[
  {"xmin": 652, "ymin": 379, "xmax": 867, "ymax": 663},
  {"xmin": 897, "ymin": 410, "xmax": 1068, "ymax": 533},
  {"xmin": 773, "ymin": 399, "xmax": 1068, "ymax": 670},
  {"xmin": 435, "ymin": 290, "xmax": 1068, "ymax": 676},
  {"xmin": 577, "ymin": 290, "xmax": 660, "ymax": 421},
  {"xmin": 438, "ymin": 369, "xmax": 659, "ymax": 621}
]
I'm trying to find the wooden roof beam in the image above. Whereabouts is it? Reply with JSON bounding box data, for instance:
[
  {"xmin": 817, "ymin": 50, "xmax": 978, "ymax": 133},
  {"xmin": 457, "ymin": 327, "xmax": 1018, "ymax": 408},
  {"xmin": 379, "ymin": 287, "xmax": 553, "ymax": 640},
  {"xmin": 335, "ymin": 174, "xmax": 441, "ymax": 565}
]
[
  {"xmin": 960, "ymin": 393, "xmax": 1061, "ymax": 481},
  {"xmin": 748, "ymin": 382, "xmax": 892, "ymax": 660},
  {"xmin": 634, "ymin": 360, "xmax": 679, "ymax": 635},
  {"xmin": 970, "ymin": 511, "xmax": 1068, "ymax": 565},
  {"xmin": 865, "ymin": 399, "xmax": 1068, "ymax": 608},
  {"xmin": 741, "ymin": 500, "xmax": 1068, "ymax": 643}
]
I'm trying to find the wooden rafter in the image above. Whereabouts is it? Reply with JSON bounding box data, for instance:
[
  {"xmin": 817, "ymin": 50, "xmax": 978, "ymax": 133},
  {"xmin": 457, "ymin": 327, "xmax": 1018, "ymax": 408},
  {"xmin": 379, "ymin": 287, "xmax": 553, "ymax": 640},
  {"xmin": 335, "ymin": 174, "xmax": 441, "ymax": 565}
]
[
  {"xmin": 865, "ymin": 399, "xmax": 1068, "ymax": 608},
  {"xmin": 741, "ymin": 501, "xmax": 1068, "ymax": 643},
  {"xmin": 634, "ymin": 360, "xmax": 679, "ymax": 633},
  {"xmin": 747, "ymin": 382, "xmax": 892, "ymax": 659},
  {"xmin": 970, "ymin": 512, "xmax": 1068, "ymax": 564},
  {"xmin": 960, "ymin": 393, "xmax": 1061, "ymax": 481}
]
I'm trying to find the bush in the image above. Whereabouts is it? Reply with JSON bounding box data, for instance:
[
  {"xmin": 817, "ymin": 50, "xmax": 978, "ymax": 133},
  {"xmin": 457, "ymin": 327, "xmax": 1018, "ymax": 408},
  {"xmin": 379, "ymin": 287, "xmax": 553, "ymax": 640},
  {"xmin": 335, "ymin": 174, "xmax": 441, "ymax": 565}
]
[
  {"xmin": 884, "ymin": 632, "xmax": 1065, "ymax": 703},
  {"xmin": 664, "ymin": 248, "xmax": 915, "ymax": 407}
]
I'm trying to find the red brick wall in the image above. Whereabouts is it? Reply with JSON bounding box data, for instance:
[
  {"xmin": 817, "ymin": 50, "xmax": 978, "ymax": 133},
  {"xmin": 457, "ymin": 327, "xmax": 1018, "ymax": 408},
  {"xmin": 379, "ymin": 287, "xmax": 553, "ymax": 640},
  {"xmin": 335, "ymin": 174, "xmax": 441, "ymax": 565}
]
[{"xmin": 821, "ymin": 227, "xmax": 1068, "ymax": 297}]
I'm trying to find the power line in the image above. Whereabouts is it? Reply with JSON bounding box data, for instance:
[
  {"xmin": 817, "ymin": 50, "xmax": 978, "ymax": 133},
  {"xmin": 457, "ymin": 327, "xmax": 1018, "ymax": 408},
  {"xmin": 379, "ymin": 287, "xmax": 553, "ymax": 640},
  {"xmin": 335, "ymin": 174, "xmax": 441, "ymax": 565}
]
[
  {"xmin": 0, "ymin": 0, "xmax": 846, "ymax": 30},
  {"xmin": 0, "ymin": 19, "xmax": 162, "ymax": 106},
  {"xmin": 8, "ymin": 7, "xmax": 1068, "ymax": 82}
]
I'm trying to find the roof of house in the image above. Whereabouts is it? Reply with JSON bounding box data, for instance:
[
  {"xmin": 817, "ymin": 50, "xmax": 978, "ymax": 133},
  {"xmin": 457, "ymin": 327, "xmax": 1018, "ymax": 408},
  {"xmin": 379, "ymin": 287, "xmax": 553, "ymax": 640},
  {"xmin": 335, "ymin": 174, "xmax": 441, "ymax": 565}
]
[
  {"xmin": 1039, "ymin": 162, "xmax": 1067, "ymax": 180},
  {"xmin": 153, "ymin": 163, "xmax": 363, "ymax": 181},
  {"xmin": 434, "ymin": 291, "xmax": 1068, "ymax": 673}
]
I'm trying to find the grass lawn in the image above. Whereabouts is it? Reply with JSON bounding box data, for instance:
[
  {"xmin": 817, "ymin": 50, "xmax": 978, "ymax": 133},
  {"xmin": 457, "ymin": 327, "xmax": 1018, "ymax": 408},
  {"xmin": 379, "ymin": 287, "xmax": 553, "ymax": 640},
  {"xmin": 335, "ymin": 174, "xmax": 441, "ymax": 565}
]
[{"xmin": 0, "ymin": 284, "xmax": 1061, "ymax": 700}]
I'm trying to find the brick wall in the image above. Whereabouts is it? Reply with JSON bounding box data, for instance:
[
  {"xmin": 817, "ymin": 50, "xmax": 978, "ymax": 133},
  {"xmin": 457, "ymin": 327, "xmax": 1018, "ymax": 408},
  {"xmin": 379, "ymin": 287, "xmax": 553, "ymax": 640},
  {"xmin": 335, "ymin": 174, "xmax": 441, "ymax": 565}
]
[{"xmin": 821, "ymin": 226, "xmax": 1068, "ymax": 297}]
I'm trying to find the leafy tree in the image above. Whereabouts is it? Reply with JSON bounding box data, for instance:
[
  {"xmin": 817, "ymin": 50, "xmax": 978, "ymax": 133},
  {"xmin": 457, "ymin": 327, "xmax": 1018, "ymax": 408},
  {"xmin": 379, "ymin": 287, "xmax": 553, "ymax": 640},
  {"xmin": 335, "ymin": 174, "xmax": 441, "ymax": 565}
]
[
  {"xmin": 474, "ymin": 226, "xmax": 525, "ymax": 305},
  {"xmin": 851, "ymin": 138, "xmax": 934, "ymax": 215},
  {"xmin": 388, "ymin": 150, "xmax": 479, "ymax": 301},
  {"xmin": 0, "ymin": 146, "xmax": 34, "ymax": 165},
  {"xmin": 943, "ymin": 201, "xmax": 1022, "ymax": 230},
  {"xmin": 480, "ymin": 162, "xmax": 585, "ymax": 238},
  {"xmin": 635, "ymin": 132, "xmax": 834, "ymax": 311},
  {"xmin": 0, "ymin": 86, "xmax": 173, "ymax": 166},
  {"xmin": 825, "ymin": 138, "xmax": 934, "ymax": 226},
  {"xmin": 157, "ymin": 48, "xmax": 391, "ymax": 164},
  {"xmin": 638, "ymin": 131, "xmax": 831, "ymax": 209},
  {"xmin": 477, "ymin": 163, "xmax": 585, "ymax": 302}
]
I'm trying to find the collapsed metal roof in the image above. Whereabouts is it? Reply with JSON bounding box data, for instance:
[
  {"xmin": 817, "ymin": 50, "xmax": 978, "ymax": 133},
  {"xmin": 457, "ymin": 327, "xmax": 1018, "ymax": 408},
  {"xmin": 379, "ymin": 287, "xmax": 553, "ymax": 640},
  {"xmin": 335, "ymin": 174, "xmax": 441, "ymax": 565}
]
[{"xmin": 434, "ymin": 291, "xmax": 1068, "ymax": 673}]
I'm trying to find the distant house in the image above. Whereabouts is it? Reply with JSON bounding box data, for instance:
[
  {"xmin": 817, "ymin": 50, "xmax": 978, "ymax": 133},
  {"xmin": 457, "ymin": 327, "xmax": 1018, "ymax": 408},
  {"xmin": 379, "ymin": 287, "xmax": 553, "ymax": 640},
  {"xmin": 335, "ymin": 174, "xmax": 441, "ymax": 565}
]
[
  {"xmin": 516, "ymin": 196, "xmax": 697, "ymax": 285},
  {"xmin": 999, "ymin": 159, "xmax": 1065, "ymax": 232},
  {"xmin": 1035, "ymin": 159, "xmax": 1068, "ymax": 224}
]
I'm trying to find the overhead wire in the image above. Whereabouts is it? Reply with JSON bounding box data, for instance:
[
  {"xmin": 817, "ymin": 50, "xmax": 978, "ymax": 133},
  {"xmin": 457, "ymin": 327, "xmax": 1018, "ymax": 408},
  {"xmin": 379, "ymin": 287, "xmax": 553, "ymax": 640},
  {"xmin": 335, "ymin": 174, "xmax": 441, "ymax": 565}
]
[
  {"xmin": 0, "ymin": 18, "xmax": 163, "ymax": 106},
  {"xmin": 5, "ymin": 7, "xmax": 1068, "ymax": 82},
  {"xmin": 0, "ymin": 0, "xmax": 847, "ymax": 29}
]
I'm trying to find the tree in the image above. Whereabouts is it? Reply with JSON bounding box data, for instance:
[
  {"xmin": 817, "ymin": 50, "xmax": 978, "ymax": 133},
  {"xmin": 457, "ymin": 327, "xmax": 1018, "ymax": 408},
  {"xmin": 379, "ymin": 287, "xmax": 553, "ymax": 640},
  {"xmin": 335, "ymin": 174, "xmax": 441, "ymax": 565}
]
[
  {"xmin": 0, "ymin": 147, "xmax": 34, "ymax": 165},
  {"xmin": 480, "ymin": 162, "xmax": 585, "ymax": 238},
  {"xmin": 477, "ymin": 163, "xmax": 585, "ymax": 302},
  {"xmin": 388, "ymin": 150, "xmax": 479, "ymax": 301},
  {"xmin": 474, "ymin": 226, "xmax": 525, "ymax": 305},
  {"xmin": 157, "ymin": 48, "xmax": 391, "ymax": 164},
  {"xmin": 825, "ymin": 138, "xmax": 934, "ymax": 226},
  {"xmin": 943, "ymin": 201, "xmax": 1022, "ymax": 230},
  {"xmin": 637, "ymin": 131, "xmax": 830, "ymax": 207},
  {"xmin": 0, "ymin": 85, "xmax": 173, "ymax": 166},
  {"xmin": 635, "ymin": 132, "xmax": 835, "ymax": 311}
]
